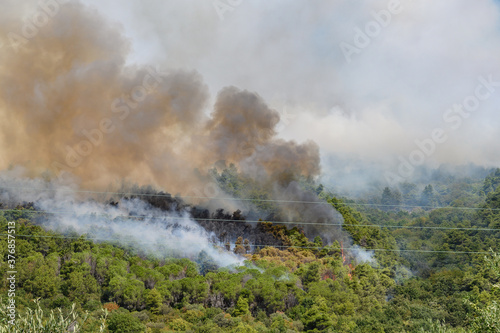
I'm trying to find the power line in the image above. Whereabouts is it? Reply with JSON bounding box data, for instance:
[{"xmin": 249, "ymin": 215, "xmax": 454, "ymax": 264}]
[
  {"xmin": 0, "ymin": 233, "xmax": 492, "ymax": 255},
  {"xmin": 1, "ymin": 185, "xmax": 499, "ymax": 211},
  {"xmin": 1, "ymin": 208, "xmax": 499, "ymax": 232},
  {"xmin": 257, "ymin": 244, "xmax": 492, "ymax": 255}
]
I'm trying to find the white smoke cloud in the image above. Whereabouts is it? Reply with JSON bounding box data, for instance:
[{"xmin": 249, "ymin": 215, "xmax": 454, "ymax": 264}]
[
  {"xmin": 0, "ymin": 169, "xmax": 243, "ymax": 268},
  {"xmin": 350, "ymin": 244, "xmax": 376, "ymax": 265}
]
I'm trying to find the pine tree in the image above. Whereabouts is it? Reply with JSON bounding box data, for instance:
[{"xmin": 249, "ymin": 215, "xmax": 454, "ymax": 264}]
[
  {"xmin": 232, "ymin": 296, "xmax": 250, "ymax": 316},
  {"xmin": 234, "ymin": 236, "xmax": 246, "ymax": 255},
  {"xmin": 145, "ymin": 288, "xmax": 162, "ymax": 314},
  {"xmin": 243, "ymin": 239, "xmax": 251, "ymax": 253},
  {"xmin": 421, "ymin": 184, "xmax": 437, "ymax": 208}
]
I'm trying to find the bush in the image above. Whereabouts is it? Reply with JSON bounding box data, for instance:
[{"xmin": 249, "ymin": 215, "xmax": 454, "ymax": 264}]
[
  {"xmin": 107, "ymin": 310, "xmax": 146, "ymax": 333},
  {"xmin": 166, "ymin": 317, "xmax": 192, "ymax": 331},
  {"xmin": 132, "ymin": 310, "xmax": 150, "ymax": 322},
  {"xmin": 0, "ymin": 299, "xmax": 93, "ymax": 333},
  {"xmin": 49, "ymin": 295, "xmax": 71, "ymax": 309},
  {"xmin": 83, "ymin": 299, "xmax": 102, "ymax": 312}
]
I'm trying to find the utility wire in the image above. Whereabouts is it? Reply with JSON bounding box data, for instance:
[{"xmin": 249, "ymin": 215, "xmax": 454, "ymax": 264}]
[
  {"xmin": 1, "ymin": 185, "xmax": 499, "ymax": 211},
  {"xmin": 0, "ymin": 208, "xmax": 498, "ymax": 232}
]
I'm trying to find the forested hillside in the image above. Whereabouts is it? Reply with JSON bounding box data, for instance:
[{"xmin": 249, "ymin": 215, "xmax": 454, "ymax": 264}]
[
  {"xmin": 2, "ymin": 0, "xmax": 500, "ymax": 331},
  {"xmin": 0, "ymin": 169, "xmax": 499, "ymax": 332}
]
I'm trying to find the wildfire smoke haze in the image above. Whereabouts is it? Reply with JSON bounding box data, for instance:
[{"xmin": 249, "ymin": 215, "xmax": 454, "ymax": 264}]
[
  {"xmin": 3, "ymin": 0, "xmax": 499, "ymax": 264},
  {"xmin": 0, "ymin": 2, "xmax": 318, "ymax": 192},
  {"xmin": 0, "ymin": 0, "xmax": 353, "ymax": 261}
]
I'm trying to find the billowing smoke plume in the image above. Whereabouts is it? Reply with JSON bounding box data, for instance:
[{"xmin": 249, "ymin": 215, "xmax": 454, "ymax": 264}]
[
  {"xmin": 0, "ymin": 1, "xmax": 359, "ymax": 262},
  {"xmin": 0, "ymin": 1, "xmax": 319, "ymax": 195}
]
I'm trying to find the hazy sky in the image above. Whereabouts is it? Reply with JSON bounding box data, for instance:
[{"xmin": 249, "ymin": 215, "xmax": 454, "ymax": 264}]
[
  {"xmin": 3, "ymin": 0, "xmax": 500, "ymax": 189},
  {"xmin": 79, "ymin": 0, "xmax": 500, "ymax": 164}
]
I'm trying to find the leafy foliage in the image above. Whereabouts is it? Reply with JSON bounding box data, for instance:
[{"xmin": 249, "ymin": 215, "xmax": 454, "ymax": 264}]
[{"xmin": 1, "ymin": 168, "xmax": 500, "ymax": 331}]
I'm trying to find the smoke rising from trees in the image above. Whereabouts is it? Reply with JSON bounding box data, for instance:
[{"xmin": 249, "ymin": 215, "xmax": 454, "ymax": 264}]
[{"xmin": 0, "ymin": 1, "xmax": 360, "ymax": 262}]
